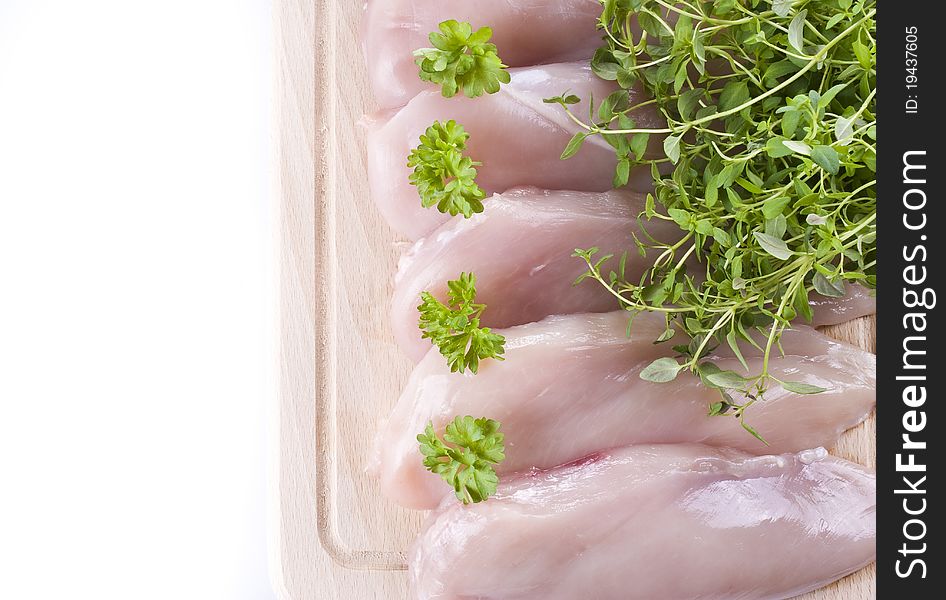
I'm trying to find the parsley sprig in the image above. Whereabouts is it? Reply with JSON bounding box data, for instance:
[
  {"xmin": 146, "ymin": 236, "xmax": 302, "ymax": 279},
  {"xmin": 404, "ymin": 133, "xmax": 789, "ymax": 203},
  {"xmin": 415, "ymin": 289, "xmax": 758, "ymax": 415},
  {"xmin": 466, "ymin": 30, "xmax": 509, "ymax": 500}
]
[
  {"xmin": 417, "ymin": 416, "xmax": 505, "ymax": 504},
  {"xmin": 418, "ymin": 272, "xmax": 506, "ymax": 374},
  {"xmin": 408, "ymin": 120, "xmax": 486, "ymax": 217},
  {"xmin": 414, "ymin": 20, "xmax": 511, "ymax": 99},
  {"xmin": 556, "ymin": 0, "xmax": 876, "ymax": 431}
]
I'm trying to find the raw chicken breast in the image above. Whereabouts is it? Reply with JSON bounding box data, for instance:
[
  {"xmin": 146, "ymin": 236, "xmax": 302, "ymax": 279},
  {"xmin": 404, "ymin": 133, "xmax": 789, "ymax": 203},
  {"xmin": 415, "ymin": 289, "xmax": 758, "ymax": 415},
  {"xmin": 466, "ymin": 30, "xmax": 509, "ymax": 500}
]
[
  {"xmin": 391, "ymin": 187, "xmax": 678, "ymax": 361},
  {"xmin": 374, "ymin": 311, "xmax": 875, "ymax": 509},
  {"xmin": 810, "ymin": 283, "xmax": 876, "ymax": 327},
  {"xmin": 363, "ymin": 0, "xmax": 604, "ymax": 109},
  {"xmin": 410, "ymin": 444, "xmax": 876, "ymax": 600},
  {"xmin": 391, "ymin": 188, "xmax": 875, "ymax": 362},
  {"xmin": 366, "ymin": 62, "xmax": 662, "ymax": 240}
]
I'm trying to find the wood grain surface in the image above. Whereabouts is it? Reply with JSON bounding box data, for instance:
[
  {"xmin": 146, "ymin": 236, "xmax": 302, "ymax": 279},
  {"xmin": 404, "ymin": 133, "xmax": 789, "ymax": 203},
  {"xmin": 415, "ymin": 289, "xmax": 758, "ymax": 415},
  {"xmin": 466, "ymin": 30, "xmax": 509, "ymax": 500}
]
[{"xmin": 273, "ymin": 1, "xmax": 876, "ymax": 598}]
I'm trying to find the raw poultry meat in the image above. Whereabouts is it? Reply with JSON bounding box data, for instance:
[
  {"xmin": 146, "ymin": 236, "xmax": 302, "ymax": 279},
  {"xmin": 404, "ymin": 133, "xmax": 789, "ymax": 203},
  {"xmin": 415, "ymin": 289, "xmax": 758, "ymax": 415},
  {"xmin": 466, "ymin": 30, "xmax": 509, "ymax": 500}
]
[
  {"xmin": 808, "ymin": 283, "xmax": 876, "ymax": 327},
  {"xmin": 391, "ymin": 188, "xmax": 876, "ymax": 362},
  {"xmin": 390, "ymin": 187, "xmax": 678, "ymax": 361},
  {"xmin": 372, "ymin": 311, "xmax": 876, "ymax": 510},
  {"xmin": 410, "ymin": 444, "xmax": 876, "ymax": 600},
  {"xmin": 361, "ymin": 3, "xmax": 878, "ymax": 597},
  {"xmin": 366, "ymin": 61, "xmax": 662, "ymax": 240},
  {"xmin": 363, "ymin": 0, "xmax": 604, "ymax": 109}
]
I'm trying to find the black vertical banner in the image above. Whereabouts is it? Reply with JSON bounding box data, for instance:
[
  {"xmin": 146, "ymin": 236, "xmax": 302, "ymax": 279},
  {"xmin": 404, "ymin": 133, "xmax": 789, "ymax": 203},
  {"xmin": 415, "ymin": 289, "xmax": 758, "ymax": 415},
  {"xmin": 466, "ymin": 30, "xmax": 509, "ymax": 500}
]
[{"xmin": 877, "ymin": 2, "xmax": 943, "ymax": 597}]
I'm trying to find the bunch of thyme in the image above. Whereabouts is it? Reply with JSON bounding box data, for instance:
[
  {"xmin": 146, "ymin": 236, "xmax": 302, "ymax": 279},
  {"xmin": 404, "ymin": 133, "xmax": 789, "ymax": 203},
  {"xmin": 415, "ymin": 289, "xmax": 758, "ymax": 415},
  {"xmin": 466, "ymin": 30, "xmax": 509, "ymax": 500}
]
[{"xmin": 551, "ymin": 0, "xmax": 876, "ymax": 434}]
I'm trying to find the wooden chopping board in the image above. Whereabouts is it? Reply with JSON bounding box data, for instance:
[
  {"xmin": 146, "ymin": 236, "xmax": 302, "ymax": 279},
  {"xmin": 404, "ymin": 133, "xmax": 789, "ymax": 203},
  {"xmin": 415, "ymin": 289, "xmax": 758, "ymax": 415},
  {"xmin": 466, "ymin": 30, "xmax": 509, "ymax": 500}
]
[{"xmin": 272, "ymin": 1, "xmax": 876, "ymax": 598}]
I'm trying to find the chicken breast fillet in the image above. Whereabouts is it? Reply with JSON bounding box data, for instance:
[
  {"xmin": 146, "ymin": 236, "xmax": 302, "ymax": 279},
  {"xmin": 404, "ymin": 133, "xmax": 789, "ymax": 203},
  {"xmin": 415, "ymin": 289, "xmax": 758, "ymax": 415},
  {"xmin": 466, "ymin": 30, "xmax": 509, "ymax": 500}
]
[
  {"xmin": 391, "ymin": 187, "xmax": 679, "ymax": 361},
  {"xmin": 366, "ymin": 62, "xmax": 662, "ymax": 240},
  {"xmin": 373, "ymin": 311, "xmax": 875, "ymax": 510},
  {"xmin": 363, "ymin": 0, "xmax": 604, "ymax": 109},
  {"xmin": 392, "ymin": 188, "xmax": 876, "ymax": 362},
  {"xmin": 410, "ymin": 444, "xmax": 876, "ymax": 600}
]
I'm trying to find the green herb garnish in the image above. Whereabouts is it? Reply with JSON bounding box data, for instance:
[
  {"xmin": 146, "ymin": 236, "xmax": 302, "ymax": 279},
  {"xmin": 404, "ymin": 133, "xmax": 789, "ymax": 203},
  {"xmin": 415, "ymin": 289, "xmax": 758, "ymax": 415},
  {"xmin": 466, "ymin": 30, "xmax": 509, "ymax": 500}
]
[
  {"xmin": 418, "ymin": 416, "xmax": 505, "ymax": 504},
  {"xmin": 408, "ymin": 120, "xmax": 486, "ymax": 217},
  {"xmin": 560, "ymin": 0, "xmax": 876, "ymax": 430},
  {"xmin": 414, "ymin": 20, "xmax": 511, "ymax": 99},
  {"xmin": 418, "ymin": 272, "xmax": 506, "ymax": 374}
]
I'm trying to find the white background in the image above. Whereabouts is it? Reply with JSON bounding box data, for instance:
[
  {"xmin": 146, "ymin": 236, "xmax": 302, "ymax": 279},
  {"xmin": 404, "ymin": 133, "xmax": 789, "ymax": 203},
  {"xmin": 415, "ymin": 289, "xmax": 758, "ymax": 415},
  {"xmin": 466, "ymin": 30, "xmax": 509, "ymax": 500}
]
[{"xmin": 0, "ymin": 1, "xmax": 277, "ymax": 598}]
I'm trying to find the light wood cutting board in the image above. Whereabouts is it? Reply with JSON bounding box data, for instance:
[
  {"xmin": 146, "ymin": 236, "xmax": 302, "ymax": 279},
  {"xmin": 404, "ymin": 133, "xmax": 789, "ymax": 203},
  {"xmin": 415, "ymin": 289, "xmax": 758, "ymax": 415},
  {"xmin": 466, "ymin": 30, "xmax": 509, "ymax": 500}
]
[{"xmin": 273, "ymin": 1, "xmax": 876, "ymax": 598}]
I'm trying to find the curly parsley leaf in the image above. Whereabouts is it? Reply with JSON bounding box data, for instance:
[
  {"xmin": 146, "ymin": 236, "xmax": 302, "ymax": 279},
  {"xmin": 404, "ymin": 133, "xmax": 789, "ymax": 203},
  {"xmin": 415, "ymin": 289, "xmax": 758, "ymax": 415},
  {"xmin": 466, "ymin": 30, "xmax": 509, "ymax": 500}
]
[
  {"xmin": 417, "ymin": 415, "xmax": 505, "ymax": 504},
  {"xmin": 407, "ymin": 120, "xmax": 486, "ymax": 218},
  {"xmin": 414, "ymin": 20, "xmax": 510, "ymax": 99},
  {"xmin": 418, "ymin": 272, "xmax": 505, "ymax": 374}
]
